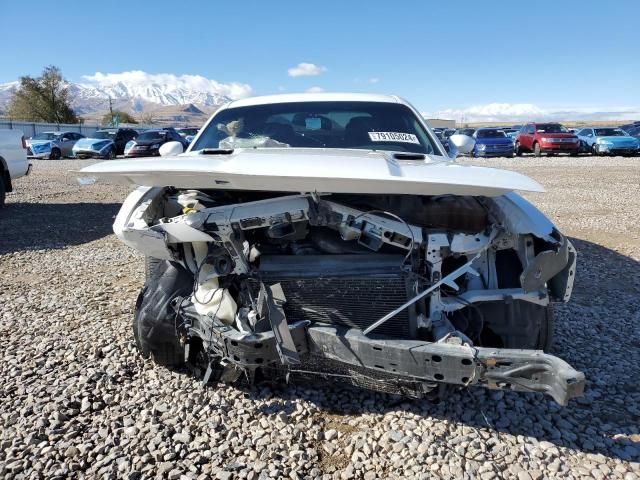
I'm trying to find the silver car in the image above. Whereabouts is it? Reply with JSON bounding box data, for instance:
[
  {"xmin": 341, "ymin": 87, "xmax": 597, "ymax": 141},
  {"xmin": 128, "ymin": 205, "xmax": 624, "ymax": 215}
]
[{"xmin": 26, "ymin": 131, "xmax": 85, "ymax": 159}]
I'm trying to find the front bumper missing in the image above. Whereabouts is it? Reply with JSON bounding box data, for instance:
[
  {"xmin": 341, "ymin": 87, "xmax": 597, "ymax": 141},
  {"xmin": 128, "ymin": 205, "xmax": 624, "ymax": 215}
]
[{"xmin": 208, "ymin": 321, "xmax": 585, "ymax": 406}]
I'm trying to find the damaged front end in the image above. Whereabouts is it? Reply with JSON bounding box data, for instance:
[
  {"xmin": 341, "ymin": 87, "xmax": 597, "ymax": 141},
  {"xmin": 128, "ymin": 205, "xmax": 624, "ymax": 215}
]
[{"xmin": 123, "ymin": 186, "xmax": 583, "ymax": 405}]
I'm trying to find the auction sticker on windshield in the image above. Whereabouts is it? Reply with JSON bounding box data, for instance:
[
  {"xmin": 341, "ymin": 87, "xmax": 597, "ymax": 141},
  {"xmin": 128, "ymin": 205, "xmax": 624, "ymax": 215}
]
[{"xmin": 368, "ymin": 132, "xmax": 420, "ymax": 144}]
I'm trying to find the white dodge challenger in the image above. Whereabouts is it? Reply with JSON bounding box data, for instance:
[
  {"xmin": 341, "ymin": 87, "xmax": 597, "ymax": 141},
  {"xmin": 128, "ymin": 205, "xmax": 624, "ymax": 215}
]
[{"xmin": 80, "ymin": 93, "xmax": 583, "ymax": 405}]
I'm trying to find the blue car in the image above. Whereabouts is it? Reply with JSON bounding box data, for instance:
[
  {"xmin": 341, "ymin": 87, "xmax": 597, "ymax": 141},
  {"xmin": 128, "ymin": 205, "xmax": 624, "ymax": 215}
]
[
  {"xmin": 472, "ymin": 128, "xmax": 515, "ymax": 157},
  {"xmin": 577, "ymin": 127, "xmax": 640, "ymax": 156}
]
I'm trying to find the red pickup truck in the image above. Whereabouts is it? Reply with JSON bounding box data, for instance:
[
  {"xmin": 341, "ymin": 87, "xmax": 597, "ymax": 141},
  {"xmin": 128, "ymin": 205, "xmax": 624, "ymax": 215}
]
[{"xmin": 515, "ymin": 123, "xmax": 579, "ymax": 156}]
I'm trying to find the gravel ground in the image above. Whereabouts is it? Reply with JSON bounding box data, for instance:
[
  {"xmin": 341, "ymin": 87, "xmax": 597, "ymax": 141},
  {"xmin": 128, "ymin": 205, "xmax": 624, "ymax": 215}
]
[{"xmin": 1, "ymin": 157, "xmax": 639, "ymax": 480}]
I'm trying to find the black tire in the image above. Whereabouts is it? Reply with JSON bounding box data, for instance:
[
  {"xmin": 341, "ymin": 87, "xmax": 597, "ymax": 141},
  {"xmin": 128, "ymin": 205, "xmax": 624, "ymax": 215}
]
[
  {"xmin": 537, "ymin": 304, "xmax": 555, "ymax": 352},
  {"xmin": 533, "ymin": 142, "xmax": 542, "ymax": 157},
  {"xmin": 108, "ymin": 147, "xmax": 116, "ymax": 159},
  {"xmin": 591, "ymin": 144, "xmax": 601, "ymax": 156},
  {"xmin": 133, "ymin": 295, "xmax": 185, "ymax": 366},
  {"xmin": 50, "ymin": 148, "xmax": 61, "ymax": 160},
  {"xmin": 0, "ymin": 176, "xmax": 6, "ymax": 208},
  {"xmin": 514, "ymin": 142, "xmax": 521, "ymax": 156},
  {"xmin": 145, "ymin": 256, "xmax": 163, "ymax": 282},
  {"xmin": 133, "ymin": 259, "xmax": 192, "ymax": 367}
]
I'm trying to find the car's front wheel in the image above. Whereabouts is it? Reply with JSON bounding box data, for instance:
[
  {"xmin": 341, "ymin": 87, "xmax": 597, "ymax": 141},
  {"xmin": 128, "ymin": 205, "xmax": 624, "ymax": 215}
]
[
  {"xmin": 49, "ymin": 148, "xmax": 61, "ymax": 160},
  {"xmin": 0, "ymin": 176, "xmax": 6, "ymax": 208},
  {"xmin": 533, "ymin": 142, "xmax": 542, "ymax": 157},
  {"xmin": 514, "ymin": 142, "xmax": 521, "ymax": 156},
  {"xmin": 108, "ymin": 147, "xmax": 116, "ymax": 159},
  {"xmin": 133, "ymin": 258, "xmax": 192, "ymax": 367}
]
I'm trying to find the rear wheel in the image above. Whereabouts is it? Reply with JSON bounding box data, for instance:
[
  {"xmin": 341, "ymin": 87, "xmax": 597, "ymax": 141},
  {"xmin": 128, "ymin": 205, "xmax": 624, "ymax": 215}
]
[
  {"xmin": 50, "ymin": 148, "xmax": 61, "ymax": 160},
  {"xmin": 591, "ymin": 144, "xmax": 599, "ymax": 156},
  {"xmin": 514, "ymin": 142, "xmax": 521, "ymax": 156},
  {"xmin": 533, "ymin": 142, "xmax": 542, "ymax": 157},
  {"xmin": 108, "ymin": 147, "xmax": 116, "ymax": 159}
]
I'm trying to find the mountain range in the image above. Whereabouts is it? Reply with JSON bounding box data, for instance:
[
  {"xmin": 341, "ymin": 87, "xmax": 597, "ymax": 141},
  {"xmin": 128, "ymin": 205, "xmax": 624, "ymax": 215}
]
[{"xmin": 0, "ymin": 79, "xmax": 230, "ymax": 122}]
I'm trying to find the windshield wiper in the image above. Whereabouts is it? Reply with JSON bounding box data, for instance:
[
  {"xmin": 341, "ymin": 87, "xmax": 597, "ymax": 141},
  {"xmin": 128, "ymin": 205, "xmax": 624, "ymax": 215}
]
[{"xmin": 200, "ymin": 148, "xmax": 235, "ymax": 155}]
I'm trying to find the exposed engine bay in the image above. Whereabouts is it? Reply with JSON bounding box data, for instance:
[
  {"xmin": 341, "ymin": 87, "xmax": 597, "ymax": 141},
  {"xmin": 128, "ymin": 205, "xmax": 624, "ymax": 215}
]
[{"xmin": 123, "ymin": 186, "xmax": 584, "ymax": 405}]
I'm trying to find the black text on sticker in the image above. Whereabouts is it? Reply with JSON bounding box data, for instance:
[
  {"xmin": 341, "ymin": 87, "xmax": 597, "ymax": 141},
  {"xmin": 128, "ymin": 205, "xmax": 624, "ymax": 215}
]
[{"xmin": 368, "ymin": 132, "xmax": 420, "ymax": 144}]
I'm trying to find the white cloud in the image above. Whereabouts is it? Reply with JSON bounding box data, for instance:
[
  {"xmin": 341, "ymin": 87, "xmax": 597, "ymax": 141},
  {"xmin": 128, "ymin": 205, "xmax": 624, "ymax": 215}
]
[
  {"xmin": 287, "ymin": 63, "xmax": 327, "ymax": 77},
  {"xmin": 306, "ymin": 86, "xmax": 324, "ymax": 93},
  {"xmin": 369, "ymin": 77, "xmax": 380, "ymax": 84},
  {"xmin": 423, "ymin": 102, "xmax": 640, "ymax": 123},
  {"xmin": 82, "ymin": 70, "xmax": 253, "ymax": 100}
]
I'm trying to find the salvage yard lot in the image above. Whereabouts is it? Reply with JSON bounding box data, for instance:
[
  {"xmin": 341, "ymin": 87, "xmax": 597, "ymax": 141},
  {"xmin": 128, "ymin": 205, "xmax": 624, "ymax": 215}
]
[{"xmin": 1, "ymin": 158, "xmax": 639, "ymax": 479}]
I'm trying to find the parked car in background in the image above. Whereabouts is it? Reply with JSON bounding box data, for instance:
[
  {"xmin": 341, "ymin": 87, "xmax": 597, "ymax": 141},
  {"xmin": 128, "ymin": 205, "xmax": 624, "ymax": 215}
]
[
  {"xmin": 619, "ymin": 121, "xmax": 640, "ymax": 133},
  {"xmin": 442, "ymin": 128, "xmax": 456, "ymax": 139},
  {"xmin": 577, "ymin": 127, "xmax": 640, "ymax": 156},
  {"xmin": 176, "ymin": 127, "xmax": 199, "ymax": 138},
  {"xmin": 73, "ymin": 136, "xmax": 118, "ymax": 159},
  {"xmin": 124, "ymin": 128, "xmax": 188, "ymax": 157},
  {"xmin": 90, "ymin": 128, "xmax": 139, "ymax": 155},
  {"xmin": 502, "ymin": 128, "xmax": 519, "ymax": 140},
  {"xmin": 26, "ymin": 131, "xmax": 85, "ymax": 159},
  {"xmin": 455, "ymin": 128, "xmax": 476, "ymax": 137},
  {"xmin": 515, "ymin": 123, "xmax": 579, "ymax": 156},
  {"xmin": 471, "ymin": 128, "xmax": 515, "ymax": 157},
  {"xmin": 177, "ymin": 127, "xmax": 200, "ymax": 144},
  {"xmin": 0, "ymin": 129, "xmax": 30, "ymax": 207},
  {"xmin": 624, "ymin": 125, "xmax": 640, "ymax": 141}
]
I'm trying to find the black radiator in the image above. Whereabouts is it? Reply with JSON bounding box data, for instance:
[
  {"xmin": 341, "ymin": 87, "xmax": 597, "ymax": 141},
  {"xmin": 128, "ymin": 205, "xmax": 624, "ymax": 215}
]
[{"xmin": 252, "ymin": 254, "xmax": 412, "ymax": 338}]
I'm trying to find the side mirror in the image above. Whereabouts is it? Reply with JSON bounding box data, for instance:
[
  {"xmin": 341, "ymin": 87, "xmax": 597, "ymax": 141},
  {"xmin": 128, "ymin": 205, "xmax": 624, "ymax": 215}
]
[
  {"xmin": 159, "ymin": 141, "xmax": 184, "ymax": 157},
  {"xmin": 448, "ymin": 134, "xmax": 475, "ymax": 157}
]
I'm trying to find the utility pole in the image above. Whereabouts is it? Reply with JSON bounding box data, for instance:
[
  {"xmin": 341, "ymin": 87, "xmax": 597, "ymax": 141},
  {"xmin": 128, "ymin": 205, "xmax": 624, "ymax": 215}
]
[{"xmin": 108, "ymin": 96, "xmax": 113, "ymax": 117}]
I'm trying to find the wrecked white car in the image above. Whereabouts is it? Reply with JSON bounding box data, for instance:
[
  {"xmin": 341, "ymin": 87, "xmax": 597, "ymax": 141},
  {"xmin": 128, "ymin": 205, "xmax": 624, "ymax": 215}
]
[{"xmin": 80, "ymin": 93, "xmax": 584, "ymax": 405}]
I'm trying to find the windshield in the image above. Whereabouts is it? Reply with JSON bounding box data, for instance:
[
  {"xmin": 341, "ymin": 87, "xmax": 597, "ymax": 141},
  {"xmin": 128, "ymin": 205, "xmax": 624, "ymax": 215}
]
[
  {"xmin": 594, "ymin": 128, "xmax": 626, "ymax": 137},
  {"xmin": 192, "ymin": 101, "xmax": 440, "ymax": 154},
  {"xmin": 137, "ymin": 131, "xmax": 167, "ymax": 141},
  {"xmin": 476, "ymin": 129, "xmax": 507, "ymax": 139},
  {"xmin": 32, "ymin": 132, "xmax": 59, "ymax": 140},
  {"xmin": 536, "ymin": 124, "xmax": 568, "ymax": 133},
  {"xmin": 94, "ymin": 131, "xmax": 115, "ymax": 139},
  {"xmin": 456, "ymin": 128, "xmax": 476, "ymax": 136}
]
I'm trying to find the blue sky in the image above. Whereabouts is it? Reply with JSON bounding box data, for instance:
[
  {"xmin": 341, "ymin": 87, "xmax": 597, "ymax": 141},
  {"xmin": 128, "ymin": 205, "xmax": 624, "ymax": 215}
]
[{"xmin": 1, "ymin": 0, "xmax": 639, "ymax": 121}]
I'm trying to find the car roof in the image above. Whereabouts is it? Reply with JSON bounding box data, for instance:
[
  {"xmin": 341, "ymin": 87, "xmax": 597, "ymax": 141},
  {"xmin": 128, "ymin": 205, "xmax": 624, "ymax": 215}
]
[{"xmin": 226, "ymin": 92, "xmax": 404, "ymax": 109}]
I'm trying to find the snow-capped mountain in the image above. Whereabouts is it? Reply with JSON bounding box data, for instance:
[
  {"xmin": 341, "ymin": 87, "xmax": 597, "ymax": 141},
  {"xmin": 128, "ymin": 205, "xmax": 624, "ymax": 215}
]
[{"xmin": 0, "ymin": 78, "xmax": 233, "ymax": 115}]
